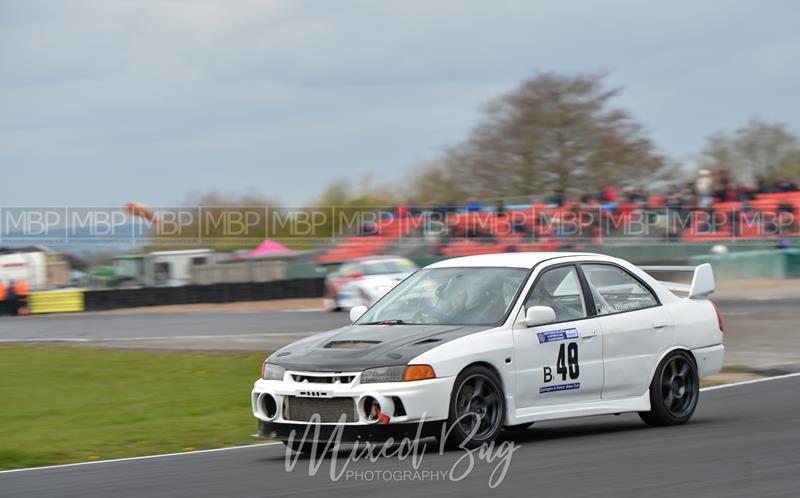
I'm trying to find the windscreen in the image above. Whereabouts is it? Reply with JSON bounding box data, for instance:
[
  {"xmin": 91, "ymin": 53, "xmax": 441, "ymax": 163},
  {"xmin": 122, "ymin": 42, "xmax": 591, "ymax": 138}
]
[{"xmin": 356, "ymin": 267, "xmax": 529, "ymax": 326}]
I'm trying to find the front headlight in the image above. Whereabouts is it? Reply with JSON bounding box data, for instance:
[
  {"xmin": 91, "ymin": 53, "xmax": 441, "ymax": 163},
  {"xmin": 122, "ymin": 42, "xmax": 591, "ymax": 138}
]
[
  {"xmin": 261, "ymin": 362, "xmax": 286, "ymax": 381},
  {"xmin": 361, "ymin": 364, "xmax": 436, "ymax": 383}
]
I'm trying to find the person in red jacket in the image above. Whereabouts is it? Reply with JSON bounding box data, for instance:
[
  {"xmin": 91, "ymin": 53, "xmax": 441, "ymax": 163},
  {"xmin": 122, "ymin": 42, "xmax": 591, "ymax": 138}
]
[
  {"xmin": 395, "ymin": 203, "xmax": 409, "ymax": 219},
  {"xmin": 603, "ymin": 184, "xmax": 618, "ymax": 203},
  {"xmin": 14, "ymin": 280, "xmax": 28, "ymax": 316},
  {"xmin": 0, "ymin": 281, "xmax": 7, "ymax": 316}
]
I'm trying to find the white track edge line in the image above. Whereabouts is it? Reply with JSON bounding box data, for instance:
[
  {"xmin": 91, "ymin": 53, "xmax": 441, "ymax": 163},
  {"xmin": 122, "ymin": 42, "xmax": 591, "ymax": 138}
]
[
  {"xmin": 0, "ymin": 442, "xmax": 284, "ymax": 475},
  {"xmin": 698, "ymin": 371, "xmax": 800, "ymax": 391},
  {"xmin": 2, "ymin": 372, "xmax": 799, "ymax": 475}
]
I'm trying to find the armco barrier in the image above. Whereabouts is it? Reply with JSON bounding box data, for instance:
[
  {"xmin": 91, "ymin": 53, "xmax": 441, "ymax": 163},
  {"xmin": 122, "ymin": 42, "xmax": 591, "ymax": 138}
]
[
  {"xmin": 689, "ymin": 249, "xmax": 800, "ymax": 279},
  {"xmin": 28, "ymin": 289, "xmax": 86, "ymax": 314},
  {"xmin": 83, "ymin": 278, "xmax": 325, "ymax": 312}
]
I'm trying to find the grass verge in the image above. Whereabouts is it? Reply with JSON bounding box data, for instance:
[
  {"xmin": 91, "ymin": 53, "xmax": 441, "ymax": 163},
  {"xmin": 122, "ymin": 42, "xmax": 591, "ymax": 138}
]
[
  {"xmin": 0, "ymin": 346, "xmax": 765, "ymax": 470},
  {"xmin": 0, "ymin": 346, "xmax": 267, "ymax": 470}
]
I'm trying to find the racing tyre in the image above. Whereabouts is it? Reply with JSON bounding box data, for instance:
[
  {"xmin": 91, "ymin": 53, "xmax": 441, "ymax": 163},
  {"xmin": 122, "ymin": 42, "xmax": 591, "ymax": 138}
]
[
  {"xmin": 440, "ymin": 365, "xmax": 506, "ymax": 450},
  {"xmin": 323, "ymin": 298, "xmax": 341, "ymax": 312},
  {"xmin": 639, "ymin": 350, "xmax": 699, "ymax": 427}
]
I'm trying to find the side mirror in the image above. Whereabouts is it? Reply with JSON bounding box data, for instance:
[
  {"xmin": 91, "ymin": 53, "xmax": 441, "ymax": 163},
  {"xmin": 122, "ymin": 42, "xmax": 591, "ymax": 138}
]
[
  {"xmin": 350, "ymin": 305, "xmax": 368, "ymax": 322},
  {"xmin": 523, "ymin": 306, "xmax": 556, "ymax": 327}
]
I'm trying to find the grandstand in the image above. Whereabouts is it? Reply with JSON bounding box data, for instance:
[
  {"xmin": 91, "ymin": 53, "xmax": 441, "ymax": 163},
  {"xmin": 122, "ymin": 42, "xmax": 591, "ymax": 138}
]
[{"xmin": 316, "ymin": 191, "xmax": 800, "ymax": 263}]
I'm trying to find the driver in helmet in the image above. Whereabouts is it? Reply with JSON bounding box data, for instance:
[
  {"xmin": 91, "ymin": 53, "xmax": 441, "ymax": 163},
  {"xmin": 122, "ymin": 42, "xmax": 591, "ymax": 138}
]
[{"xmin": 435, "ymin": 278, "xmax": 469, "ymax": 321}]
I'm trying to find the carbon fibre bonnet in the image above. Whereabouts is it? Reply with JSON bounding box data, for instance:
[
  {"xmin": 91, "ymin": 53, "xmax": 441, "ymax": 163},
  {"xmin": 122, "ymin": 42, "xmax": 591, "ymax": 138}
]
[{"xmin": 266, "ymin": 324, "xmax": 490, "ymax": 371}]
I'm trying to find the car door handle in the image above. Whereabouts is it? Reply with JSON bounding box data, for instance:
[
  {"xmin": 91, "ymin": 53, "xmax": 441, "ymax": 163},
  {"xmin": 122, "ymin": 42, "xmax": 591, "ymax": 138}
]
[
  {"xmin": 580, "ymin": 329, "xmax": 598, "ymax": 338},
  {"xmin": 652, "ymin": 321, "xmax": 668, "ymax": 330}
]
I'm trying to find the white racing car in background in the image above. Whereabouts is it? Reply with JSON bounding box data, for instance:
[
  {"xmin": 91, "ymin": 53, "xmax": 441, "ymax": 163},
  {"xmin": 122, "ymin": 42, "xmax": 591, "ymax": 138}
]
[
  {"xmin": 253, "ymin": 252, "xmax": 724, "ymax": 451},
  {"xmin": 323, "ymin": 256, "xmax": 418, "ymax": 311}
]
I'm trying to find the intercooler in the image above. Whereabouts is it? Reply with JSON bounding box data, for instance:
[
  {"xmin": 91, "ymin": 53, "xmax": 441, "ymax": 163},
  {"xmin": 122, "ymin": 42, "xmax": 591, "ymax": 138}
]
[{"xmin": 284, "ymin": 396, "xmax": 357, "ymax": 423}]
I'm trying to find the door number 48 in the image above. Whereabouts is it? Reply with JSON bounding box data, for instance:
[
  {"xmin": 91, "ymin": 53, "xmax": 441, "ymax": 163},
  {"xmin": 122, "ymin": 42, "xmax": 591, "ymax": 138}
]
[{"xmin": 544, "ymin": 342, "xmax": 580, "ymax": 383}]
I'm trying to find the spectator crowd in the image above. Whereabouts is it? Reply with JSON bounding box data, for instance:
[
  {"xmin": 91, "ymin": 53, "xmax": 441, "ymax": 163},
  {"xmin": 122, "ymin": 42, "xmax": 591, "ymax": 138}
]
[{"xmin": 322, "ymin": 170, "xmax": 800, "ymax": 262}]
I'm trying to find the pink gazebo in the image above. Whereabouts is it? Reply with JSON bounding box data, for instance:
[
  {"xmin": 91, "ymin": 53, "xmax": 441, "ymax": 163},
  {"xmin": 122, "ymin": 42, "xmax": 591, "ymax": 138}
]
[{"xmin": 240, "ymin": 239, "xmax": 290, "ymax": 258}]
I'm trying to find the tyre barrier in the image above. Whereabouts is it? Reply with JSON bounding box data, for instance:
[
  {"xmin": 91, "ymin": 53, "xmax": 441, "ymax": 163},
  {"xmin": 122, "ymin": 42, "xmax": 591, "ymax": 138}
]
[
  {"xmin": 82, "ymin": 278, "xmax": 325, "ymax": 312},
  {"xmin": 28, "ymin": 289, "xmax": 86, "ymax": 314}
]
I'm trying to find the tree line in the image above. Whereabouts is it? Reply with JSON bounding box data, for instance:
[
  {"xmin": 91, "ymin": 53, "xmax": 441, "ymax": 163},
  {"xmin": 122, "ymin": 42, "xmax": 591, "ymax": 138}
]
[{"xmin": 151, "ymin": 72, "xmax": 800, "ymax": 248}]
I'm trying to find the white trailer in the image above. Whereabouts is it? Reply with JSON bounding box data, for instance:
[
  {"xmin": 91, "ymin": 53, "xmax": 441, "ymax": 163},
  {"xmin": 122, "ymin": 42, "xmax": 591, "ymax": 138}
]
[
  {"xmin": 0, "ymin": 251, "xmax": 46, "ymax": 289},
  {"xmin": 148, "ymin": 249, "xmax": 218, "ymax": 286}
]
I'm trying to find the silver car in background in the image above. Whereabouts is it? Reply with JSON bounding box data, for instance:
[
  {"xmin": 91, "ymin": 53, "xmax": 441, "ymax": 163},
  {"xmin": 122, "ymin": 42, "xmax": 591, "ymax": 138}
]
[{"xmin": 323, "ymin": 256, "xmax": 418, "ymax": 311}]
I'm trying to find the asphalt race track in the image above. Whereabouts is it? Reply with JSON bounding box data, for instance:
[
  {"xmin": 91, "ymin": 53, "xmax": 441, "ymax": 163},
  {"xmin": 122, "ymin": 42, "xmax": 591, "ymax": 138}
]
[
  {"xmin": 2, "ymin": 375, "xmax": 799, "ymax": 497},
  {"xmin": 1, "ymin": 298, "xmax": 799, "ymax": 367},
  {"xmin": 0, "ymin": 309, "xmax": 352, "ymax": 351},
  {"xmin": 1, "ymin": 299, "xmax": 799, "ymax": 496},
  {"xmin": 0, "ymin": 309, "xmax": 351, "ymax": 340}
]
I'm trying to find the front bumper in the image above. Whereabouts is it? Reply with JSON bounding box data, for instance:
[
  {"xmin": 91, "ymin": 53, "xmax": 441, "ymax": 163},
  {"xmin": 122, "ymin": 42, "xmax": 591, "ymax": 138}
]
[
  {"xmin": 256, "ymin": 419, "xmax": 444, "ymax": 443},
  {"xmin": 251, "ymin": 370, "xmax": 453, "ymax": 428},
  {"xmin": 334, "ymin": 290, "xmax": 368, "ymax": 310}
]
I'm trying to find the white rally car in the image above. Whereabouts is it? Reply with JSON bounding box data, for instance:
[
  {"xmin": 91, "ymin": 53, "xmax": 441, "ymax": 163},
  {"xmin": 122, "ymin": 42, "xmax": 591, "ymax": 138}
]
[{"xmin": 252, "ymin": 252, "xmax": 724, "ymax": 450}]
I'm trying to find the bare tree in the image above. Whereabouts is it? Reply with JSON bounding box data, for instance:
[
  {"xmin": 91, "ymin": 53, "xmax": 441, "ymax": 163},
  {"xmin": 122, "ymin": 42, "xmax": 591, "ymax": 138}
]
[
  {"xmin": 410, "ymin": 72, "xmax": 671, "ymax": 202},
  {"xmin": 700, "ymin": 119, "xmax": 800, "ymax": 184}
]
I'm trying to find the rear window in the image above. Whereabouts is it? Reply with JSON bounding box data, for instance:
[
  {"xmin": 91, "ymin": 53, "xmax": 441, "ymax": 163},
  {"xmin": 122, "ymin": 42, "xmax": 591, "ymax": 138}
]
[{"xmin": 581, "ymin": 264, "xmax": 658, "ymax": 314}]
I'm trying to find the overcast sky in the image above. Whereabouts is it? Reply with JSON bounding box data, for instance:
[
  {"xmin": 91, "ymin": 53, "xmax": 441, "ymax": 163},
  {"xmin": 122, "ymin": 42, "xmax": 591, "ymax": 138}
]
[{"xmin": 1, "ymin": 0, "xmax": 798, "ymax": 206}]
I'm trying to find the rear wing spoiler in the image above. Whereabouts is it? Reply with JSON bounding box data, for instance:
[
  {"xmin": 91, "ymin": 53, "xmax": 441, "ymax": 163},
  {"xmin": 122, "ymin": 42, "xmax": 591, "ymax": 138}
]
[{"xmin": 638, "ymin": 264, "xmax": 715, "ymax": 299}]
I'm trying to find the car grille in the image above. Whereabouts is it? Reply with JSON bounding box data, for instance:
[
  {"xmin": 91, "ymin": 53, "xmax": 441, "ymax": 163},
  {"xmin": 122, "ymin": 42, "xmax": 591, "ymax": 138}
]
[
  {"xmin": 285, "ymin": 397, "xmax": 357, "ymax": 423},
  {"xmin": 290, "ymin": 373, "xmax": 356, "ymax": 384}
]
